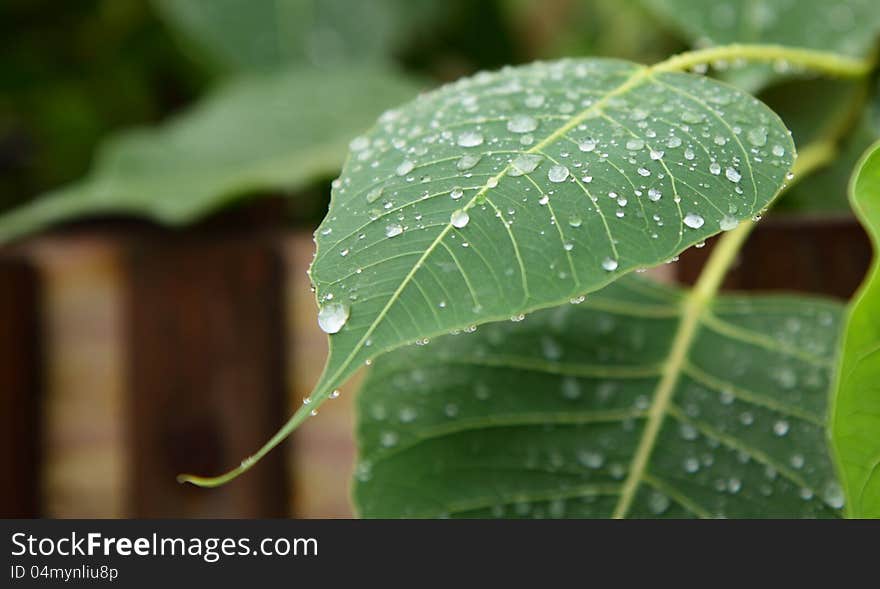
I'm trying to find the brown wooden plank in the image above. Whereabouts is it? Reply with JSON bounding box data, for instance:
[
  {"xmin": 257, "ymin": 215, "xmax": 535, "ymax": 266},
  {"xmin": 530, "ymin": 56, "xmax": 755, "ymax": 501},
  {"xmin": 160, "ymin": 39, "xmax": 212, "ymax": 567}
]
[
  {"xmin": 125, "ymin": 235, "xmax": 288, "ymax": 517},
  {"xmin": 0, "ymin": 258, "xmax": 42, "ymax": 517},
  {"xmin": 677, "ymin": 217, "xmax": 871, "ymax": 299}
]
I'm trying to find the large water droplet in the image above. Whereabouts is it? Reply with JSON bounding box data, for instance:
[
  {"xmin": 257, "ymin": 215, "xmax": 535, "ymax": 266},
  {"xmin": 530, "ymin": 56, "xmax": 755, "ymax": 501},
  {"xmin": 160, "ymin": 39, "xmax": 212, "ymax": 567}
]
[
  {"xmin": 601, "ymin": 257, "xmax": 618, "ymax": 271},
  {"xmin": 719, "ymin": 214, "xmax": 739, "ymax": 231},
  {"xmin": 626, "ymin": 138, "xmax": 645, "ymax": 151},
  {"xmin": 507, "ymin": 115, "xmax": 538, "ymax": 133},
  {"xmin": 385, "ymin": 223, "xmax": 404, "ymax": 238},
  {"xmin": 457, "ymin": 131, "xmax": 484, "ymax": 147},
  {"xmin": 457, "ymin": 154, "xmax": 482, "ymax": 170},
  {"xmin": 548, "ymin": 165, "xmax": 570, "ymax": 183},
  {"xmin": 509, "ymin": 154, "xmax": 543, "ymax": 176},
  {"xmin": 396, "ymin": 160, "xmax": 415, "ymax": 176},
  {"xmin": 578, "ymin": 138, "xmax": 597, "ymax": 152},
  {"xmin": 450, "ymin": 209, "xmax": 470, "ymax": 228},
  {"xmin": 684, "ymin": 213, "xmax": 705, "ymax": 229},
  {"xmin": 747, "ymin": 127, "xmax": 768, "ymax": 147},
  {"xmin": 318, "ymin": 303, "xmax": 350, "ymax": 334},
  {"xmin": 725, "ymin": 167, "xmax": 742, "ymax": 183}
]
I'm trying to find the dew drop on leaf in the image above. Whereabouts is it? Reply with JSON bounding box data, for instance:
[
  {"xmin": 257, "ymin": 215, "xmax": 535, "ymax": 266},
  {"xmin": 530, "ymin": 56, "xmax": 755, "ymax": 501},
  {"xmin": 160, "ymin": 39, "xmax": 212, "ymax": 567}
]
[
  {"xmin": 601, "ymin": 257, "xmax": 619, "ymax": 271},
  {"xmin": 548, "ymin": 165, "xmax": 570, "ymax": 183},
  {"xmin": 385, "ymin": 223, "xmax": 404, "ymax": 238},
  {"xmin": 684, "ymin": 213, "xmax": 705, "ymax": 229},
  {"xmin": 396, "ymin": 160, "xmax": 415, "ymax": 176},
  {"xmin": 507, "ymin": 114, "xmax": 538, "ymax": 133},
  {"xmin": 317, "ymin": 302, "xmax": 350, "ymax": 334},
  {"xmin": 457, "ymin": 131, "xmax": 484, "ymax": 147},
  {"xmin": 450, "ymin": 209, "xmax": 470, "ymax": 228},
  {"xmin": 719, "ymin": 214, "xmax": 739, "ymax": 231},
  {"xmin": 457, "ymin": 154, "xmax": 481, "ymax": 170}
]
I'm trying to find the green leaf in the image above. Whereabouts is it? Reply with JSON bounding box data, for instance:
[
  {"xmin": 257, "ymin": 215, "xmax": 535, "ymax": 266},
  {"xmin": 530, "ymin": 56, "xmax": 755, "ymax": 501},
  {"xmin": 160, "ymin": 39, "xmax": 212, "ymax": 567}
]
[
  {"xmin": 0, "ymin": 67, "xmax": 421, "ymax": 243},
  {"xmin": 639, "ymin": 0, "xmax": 880, "ymax": 91},
  {"xmin": 354, "ymin": 277, "xmax": 845, "ymax": 518},
  {"xmin": 831, "ymin": 140, "xmax": 880, "ymax": 517},
  {"xmin": 299, "ymin": 57, "xmax": 794, "ymax": 453},
  {"xmin": 153, "ymin": 0, "xmax": 445, "ymax": 72}
]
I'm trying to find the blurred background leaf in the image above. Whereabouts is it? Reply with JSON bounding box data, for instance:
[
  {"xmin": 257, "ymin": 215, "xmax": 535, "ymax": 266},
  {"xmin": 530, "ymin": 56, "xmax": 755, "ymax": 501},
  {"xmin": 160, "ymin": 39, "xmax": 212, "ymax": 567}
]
[{"xmin": 0, "ymin": 66, "xmax": 421, "ymax": 241}]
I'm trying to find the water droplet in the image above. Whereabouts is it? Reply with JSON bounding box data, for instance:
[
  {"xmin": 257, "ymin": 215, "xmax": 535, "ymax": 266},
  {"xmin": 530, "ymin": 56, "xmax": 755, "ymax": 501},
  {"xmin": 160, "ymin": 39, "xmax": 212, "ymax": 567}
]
[
  {"xmin": 684, "ymin": 213, "xmax": 704, "ymax": 229},
  {"xmin": 329, "ymin": 390, "xmax": 341, "ymax": 399},
  {"xmin": 568, "ymin": 214, "xmax": 582, "ymax": 228},
  {"xmin": 451, "ymin": 209, "xmax": 470, "ymax": 228},
  {"xmin": 457, "ymin": 154, "xmax": 482, "ymax": 170},
  {"xmin": 366, "ymin": 186, "xmax": 383, "ymax": 203},
  {"xmin": 450, "ymin": 187, "xmax": 464, "ymax": 200},
  {"xmin": 601, "ymin": 257, "xmax": 619, "ymax": 271},
  {"xmin": 578, "ymin": 450, "xmax": 604, "ymax": 469},
  {"xmin": 649, "ymin": 492, "xmax": 670, "ymax": 514},
  {"xmin": 822, "ymin": 481, "xmax": 845, "ymax": 509},
  {"xmin": 457, "ymin": 131, "xmax": 484, "ymax": 147},
  {"xmin": 683, "ymin": 457, "xmax": 700, "ymax": 473},
  {"xmin": 349, "ymin": 136, "xmax": 369, "ymax": 151},
  {"xmin": 317, "ymin": 303, "xmax": 350, "ymax": 334},
  {"xmin": 396, "ymin": 160, "xmax": 415, "ymax": 176},
  {"xmin": 578, "ymin": 138, "xmax": 597, "ymax": 152},
  {"xmin": 525, "ymin": 94, "xmax": 545, "ymax": 108},
  {"xmin": 509, "ymin": 154, "xmax": 543, "ymax": 176},
  {"xmin": 773, "ymin": 420, "xmax": 790, "ymax": 437},
  {"xmin": 561, "ymin": 377, "xmax": 581, "ymax": 400},
  {"xmin": 637, "ymin": 167, "xmax": 651, "ymax": 177},
  {"xmin": 626, "ymin": 138, "xmax": 645, "ymax": 151},
  {"xmin": 507, "ymin": 115, "xmax": 538, "ymax": 133},
  {"xmin": 548, "ymin": 165, "xmax": 570, "ymax": 183},
  {"xmin": 719, "ymin": 214, "xmax": 739, "ymax": 231},
  {"xmin": 385, "ymin": 223, "xmax": 404, "ymax": 238},
  {"xmin": 790, "ymin": 454, "xmax": 805, "ymax": 469},
  {"xmin": 725, "ymin": 167, "xmax": 742, "ymax": 183},
  {"xmin": 709, "ymin": 162, "xmax": 721, "ymax": 175},
  {"xmin": 380, "ymin": 431, "xmax": 399, "ymax": 447},
  {"xmin": 747, "ymin": 127, "xmax": 768, "ymax": 147},
  {"xmin": 648, "ymin": 188, "xmax": 662, "ymax": 202},
  {"xmin": 650, "ymin": 149, "xmax": 664, "ymax": 160}
]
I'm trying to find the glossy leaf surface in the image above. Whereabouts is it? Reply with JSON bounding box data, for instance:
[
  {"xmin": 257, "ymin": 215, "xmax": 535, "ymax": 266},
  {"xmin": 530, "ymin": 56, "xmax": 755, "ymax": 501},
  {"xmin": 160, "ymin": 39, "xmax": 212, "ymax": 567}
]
[
  {"xmin": 356, "ymin": 277, "xmax": 844, "ymax": 518},
  {"xmin": 831, "ymin": 141, "xmax": 880, "ymax": 517}
]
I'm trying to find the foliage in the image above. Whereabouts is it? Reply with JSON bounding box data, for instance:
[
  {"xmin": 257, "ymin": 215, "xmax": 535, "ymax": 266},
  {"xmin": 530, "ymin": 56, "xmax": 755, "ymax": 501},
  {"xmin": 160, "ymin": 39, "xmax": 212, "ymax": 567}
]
[
  {"xmin": 831, "ymin": 141, "xmax": 880, "ymax": 518},
  {"xmin": 4, "ymin": 1, "xmax": 880, "ymax": 518},
  {"xmin": 0, "ymin": 67, "xmax": 420, "ymax": 241},
  {"xmin": 356, "ymin": 277, "xmax": 844, "ymax": 518}
]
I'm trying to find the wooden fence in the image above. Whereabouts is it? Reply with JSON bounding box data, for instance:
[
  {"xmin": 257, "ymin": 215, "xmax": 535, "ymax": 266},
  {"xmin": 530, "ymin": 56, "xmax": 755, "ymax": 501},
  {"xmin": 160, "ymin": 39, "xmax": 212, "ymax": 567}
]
[{"xmin": 0, "ymin": 215, "xmax": 870, "ymax": 518}]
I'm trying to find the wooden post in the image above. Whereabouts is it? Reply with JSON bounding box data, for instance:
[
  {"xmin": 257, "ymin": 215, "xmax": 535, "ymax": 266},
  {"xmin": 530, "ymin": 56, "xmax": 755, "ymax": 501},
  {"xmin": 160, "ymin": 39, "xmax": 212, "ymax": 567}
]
[
  {"xmin": 125, "ymin": 233, "xmax": 288, "ymax": 517},
  {"xmin": 677, "ymin": 217, "xmax": 872, "ymax": 298},
  {"xmin": 0, "ymin": 258, "xmax": 42, "ymax": 517}
]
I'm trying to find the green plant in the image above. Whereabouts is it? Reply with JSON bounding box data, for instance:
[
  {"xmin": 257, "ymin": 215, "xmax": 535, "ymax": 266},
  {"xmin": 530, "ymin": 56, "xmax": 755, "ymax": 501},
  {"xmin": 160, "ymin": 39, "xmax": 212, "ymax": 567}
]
[{"xmin": 5, "ymin": 0, "xmax": 880, "ymax": 518}]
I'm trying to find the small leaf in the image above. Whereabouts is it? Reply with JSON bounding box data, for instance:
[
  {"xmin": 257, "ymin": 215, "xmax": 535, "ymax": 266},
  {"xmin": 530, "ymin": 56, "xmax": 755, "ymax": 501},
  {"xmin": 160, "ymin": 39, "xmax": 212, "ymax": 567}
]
[
  {"xmin": 355, "ymin": 277, "xmax": 845, "ymax": 518},
  {"xmin": 0, "ymin": 67, "xmax": 421, "ymax": 243},
  {"xmin": 831, "ymin": 140, "xmax": 880, "ymax": 517},
  {"xmin": 306, "ymin": 57, "xmax": 793, "ymax": 443}
]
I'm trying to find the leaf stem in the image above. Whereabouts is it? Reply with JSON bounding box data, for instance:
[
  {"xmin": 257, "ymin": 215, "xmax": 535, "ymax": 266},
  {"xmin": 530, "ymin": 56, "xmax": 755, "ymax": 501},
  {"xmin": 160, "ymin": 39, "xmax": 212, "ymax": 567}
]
[{"xmin": 654, "ymin": 44, "xmax": 874, "ymax": 78}]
